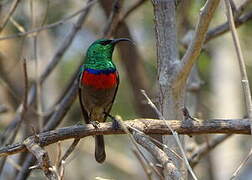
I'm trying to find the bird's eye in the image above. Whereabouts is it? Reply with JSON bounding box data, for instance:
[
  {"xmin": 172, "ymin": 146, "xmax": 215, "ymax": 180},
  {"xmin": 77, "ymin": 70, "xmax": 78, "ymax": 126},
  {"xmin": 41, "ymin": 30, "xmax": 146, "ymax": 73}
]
[{"xmin": 100, "ymin": 40, "xmax": 112, "ymax": 45}]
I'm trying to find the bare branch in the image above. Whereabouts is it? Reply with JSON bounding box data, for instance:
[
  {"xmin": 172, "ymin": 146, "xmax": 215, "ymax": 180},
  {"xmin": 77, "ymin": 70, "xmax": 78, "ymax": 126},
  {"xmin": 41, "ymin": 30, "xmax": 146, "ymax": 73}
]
[
  {"xmin": 0, "ymin": 0, "xmax": 22, "ymax": 33},
  {"xmin": 224, "ymin": 0, "xmax": 252, "ymax": 178},
  {"xmin": 0, "ymin": 59, "xmax": 29, "ymax": 175},
  {"xmin": 0, "ymin": 0, "xmax": 97, "ymax": 41},
  {"xmin": 0, "ymin": 104, "xmax": 8, "ymax": 114},
  {"xmin": 24, "ymin": 136, "xmax": 57, "ymax": 179},
  {"xmin": 224, "ymin": 0, "xmax": 252, "ymax": 121},
  {"xmin": 231, "ymin": 148, "xmax": 252, "ymax": 179},
  {"xmin": 188, "ymin": 134, "xmax": 232, "ymax": 167},
  {"xmin": 1, "ymin": 0, "xmax": 95, "ymax": 141},
  {"xmin": 205, "ymin": 10, "xmax": 252, "ymax": 42},
  {"xmin": 57, "ymin": 138, "xmax": 80, "ymax": 168},
  {"xmin": 133, "ymin": 132, "xmax": 182, "ymax": 179},
  {"xmin": 0, "ymin": 119, "xmax": 250, "ymax": 158},
  {"xmin": 142, "ymin": 91, "xmax": 198, "ymax": 180},
  {"xmin": 39, "ymin": 0, "xmax": 94, "ymax": 83},
  {"xmin": 119, "ymin": 0, "xmax": 147, "ymax": 23},
  {"xmin": 102, "ymin": 0, "xmax": 121, "ymax": 38},
  {"xmin": 179, "ymin": 0, "xmax": 220, "ymax": 80},
  {"xmin": 15, "ymin": 72, "xmax": 79, "ymax": 180},
  {"xmin": 117, "ymin": 116, "xmax": 162, "ymax": 178},
  {"xmin": 132, "ymin": 149, "xmax": 153, "ymax": 180}
]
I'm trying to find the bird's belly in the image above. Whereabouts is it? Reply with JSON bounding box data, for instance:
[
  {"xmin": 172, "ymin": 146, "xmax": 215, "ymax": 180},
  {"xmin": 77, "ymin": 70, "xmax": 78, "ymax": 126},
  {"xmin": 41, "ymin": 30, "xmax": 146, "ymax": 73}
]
[
  {"xmin": 81, "ymin": 86, "xmax": 117, "ymax": 122},
  {"xmin": 81, "ymin": 71, "xmax": 118, "ymax": 122}
]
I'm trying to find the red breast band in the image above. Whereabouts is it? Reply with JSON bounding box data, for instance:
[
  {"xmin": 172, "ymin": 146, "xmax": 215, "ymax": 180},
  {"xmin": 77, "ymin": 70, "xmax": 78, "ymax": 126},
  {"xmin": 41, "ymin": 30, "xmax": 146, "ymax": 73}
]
[{"xmin": 82, "ymin": 71, "xmax": 118, "ymax": 89}]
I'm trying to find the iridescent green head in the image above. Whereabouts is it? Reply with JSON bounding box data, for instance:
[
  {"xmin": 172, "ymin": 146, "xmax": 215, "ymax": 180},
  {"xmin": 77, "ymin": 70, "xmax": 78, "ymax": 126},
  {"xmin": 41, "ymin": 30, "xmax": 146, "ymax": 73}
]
[{"xmin": 84, "ymin": 38, "xmax": 132, "ymax": 70}]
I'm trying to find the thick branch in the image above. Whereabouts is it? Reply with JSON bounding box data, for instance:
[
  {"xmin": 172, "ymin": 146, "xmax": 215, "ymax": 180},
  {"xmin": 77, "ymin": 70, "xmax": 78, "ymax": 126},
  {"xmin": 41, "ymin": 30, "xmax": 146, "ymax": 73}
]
[{"xmin": 0, "ymin": 119, "xmax": 250, "ymax": 157}]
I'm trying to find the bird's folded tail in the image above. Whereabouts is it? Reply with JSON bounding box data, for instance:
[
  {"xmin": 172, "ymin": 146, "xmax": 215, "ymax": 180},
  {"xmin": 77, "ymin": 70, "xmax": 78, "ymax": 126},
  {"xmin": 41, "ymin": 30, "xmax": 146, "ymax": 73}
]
[{"xmin": 95, "ymin": 135, "xmax": 106, "ymax": 163}]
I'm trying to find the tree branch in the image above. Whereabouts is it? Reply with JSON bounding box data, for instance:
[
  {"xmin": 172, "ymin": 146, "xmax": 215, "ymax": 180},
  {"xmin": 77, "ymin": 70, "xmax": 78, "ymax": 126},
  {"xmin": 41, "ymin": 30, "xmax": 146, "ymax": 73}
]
[
  {"xmin": 0, "ymin": 0, "xmax": 21, "ymax": 33},
  {"xmin": 133, "ymin": 132, "xmax": 182, "ymax": 179},
  {"xmin": 0, "ymin": 0, "xmax": 97, "ymax": 41},
  {"xmin": 24, "ymin": 136, "xmax": 57, "ymax": 180},
  {"xmin": 179, "ymin": 0, "xmax": 220, "ymax": 80},
  {"xmin": 188, "ymin": 134, "xmax": 232, "ymax": 167},
  {"xmin": 0, "ymin": 119, "xmax": 250, "ymax": 158},
  {"xmin": 224, "ymin": 0, "xmax": 252, "ymax": 121},
  {"xmin": 205, "ymin": 10, "xmax": 252, "ymax": 42},
  {"xmin": 1, "ymin": 0, "xmax": 94, "ymax": 143}
]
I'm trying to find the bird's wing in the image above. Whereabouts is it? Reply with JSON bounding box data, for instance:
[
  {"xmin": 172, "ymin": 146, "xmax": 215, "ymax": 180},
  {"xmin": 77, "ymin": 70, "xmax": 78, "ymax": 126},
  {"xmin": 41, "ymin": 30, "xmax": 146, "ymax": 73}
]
[
  {"xmin": 78, "ymin": 71, "xmax": 90, "ymax": 124},
  {"xmin": 104, "ymin": 72, "xmax": 119, "ymax": 120}
]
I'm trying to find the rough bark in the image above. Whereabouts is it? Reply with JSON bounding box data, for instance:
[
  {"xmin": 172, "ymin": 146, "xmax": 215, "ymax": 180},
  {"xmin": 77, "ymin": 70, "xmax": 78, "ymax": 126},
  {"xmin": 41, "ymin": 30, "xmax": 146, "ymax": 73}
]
[
  {"xmin": 152, "ymin": 0, "xmax": 186, "ymax": 178},
  {"xmin": 0, "ymin": 118, "xmax": 250, "ymax": 157}
]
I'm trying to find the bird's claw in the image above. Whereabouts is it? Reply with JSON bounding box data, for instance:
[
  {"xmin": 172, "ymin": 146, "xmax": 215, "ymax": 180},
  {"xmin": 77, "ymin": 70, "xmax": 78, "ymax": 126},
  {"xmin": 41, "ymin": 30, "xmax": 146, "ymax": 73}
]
[
  {"xmin": 104, "ymin": 112, "xmax": 120, "ymax": 129},
  {"xmin": 90, "ymin": 121, "xmax": 100, "ymax": 128},
  {"xmin": 112, "ymin": 118, "xmax": 120, "ymax": 130}
]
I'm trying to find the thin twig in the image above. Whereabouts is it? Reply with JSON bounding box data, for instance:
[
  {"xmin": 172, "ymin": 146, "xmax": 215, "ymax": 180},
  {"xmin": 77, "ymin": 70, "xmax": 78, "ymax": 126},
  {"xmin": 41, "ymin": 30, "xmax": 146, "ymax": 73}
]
[
  {"xmin": 131, "ymin": 149, "xmax": 153, "ymax": 180},
  {"xmin": 115, "ymin": 0, "xmax": 147, "ymax": 30},
  {"xmin": 141, "ymin": 90, "xmax": 198, "ymax": 180},
  {"xmin": 39, "ymin": 0, "xmax": 94, "ymax": 83},
  {"xmin": 1, "ymin": 0, "xmax": 95, "ymax": 143},
  {"xmin": 127, "ymin": 125, "xmax": 183, "ymax": 161},
  {"xmin": 224, "ymin": 0, "xmax": 252, "ymax": 178},
  {"xmin": 0, "ymin": 0, "xmax": 22, "ymax": 33},
  {"xmin": 231, "ymin": 148, "xmax": 252, "ymax": 179},
  {"xmin": 0, "ymin": 0, "xmax": 97, "ymax": 41},
  {"xmin": 224, "ymin": 0, "xmax": 252, "ymax": 122},
  {"xmin": 119, "ymin": 0, "xmax": 147, "ymax": 23},
  {"xmin": 29, "ymin": 0, "xmax": 43, "ymax": 132},
  {"xmin": 56, "ymin": 142, "xmax": 62, "ymax": 167},
  {"xmin": 102, "ymin": 0, "xmax": 121, "ymax": 38},
  {"xmin": 116, "ymin": 116, "xmax": 163, "ymax": 179},
  {"xmin": 57, "ymin": 138, "xmax": 80, "ymax": 168},
  {"xmin": 188, "ymin": 134, "xmax": 232, "ymax": 167},
  {"xmin": 0, "ymin": 58, "xmax": 29, "ymax": 174},
  {"xmin": 16, "ymin": 75, "xmax": 79, "ymax": 179},
  {"xmin": 133, "ymin": 131, "xmax": 181, "ymax": 179},
  {"xmin": 59, "ymin": 161, "xmax": 65, "ymax": 180},
  {"xmin": 10, "ymin": 17, "xmax": 26, "ymax": 33},
  {"xmin": 206, "ymin": 10, "xmax": 252, "ymax": 42},
  {"xmin": 234, "ymin": 0, "xmax": 252, "ymax": 16}
]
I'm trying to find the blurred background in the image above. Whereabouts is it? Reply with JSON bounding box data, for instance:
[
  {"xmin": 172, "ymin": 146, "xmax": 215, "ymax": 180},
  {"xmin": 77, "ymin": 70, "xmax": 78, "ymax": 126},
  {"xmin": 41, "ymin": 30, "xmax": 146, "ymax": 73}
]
[{"xmin": 0, "ymin": 0, "xmax": 252, "ymax": 179}]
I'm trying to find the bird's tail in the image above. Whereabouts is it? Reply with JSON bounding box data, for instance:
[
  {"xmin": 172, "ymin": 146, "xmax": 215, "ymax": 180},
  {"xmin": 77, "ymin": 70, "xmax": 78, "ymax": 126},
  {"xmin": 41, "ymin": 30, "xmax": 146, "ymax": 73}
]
[{"xmin": 95, "ymin": 135, "xmax": 106, "ymax": 163}]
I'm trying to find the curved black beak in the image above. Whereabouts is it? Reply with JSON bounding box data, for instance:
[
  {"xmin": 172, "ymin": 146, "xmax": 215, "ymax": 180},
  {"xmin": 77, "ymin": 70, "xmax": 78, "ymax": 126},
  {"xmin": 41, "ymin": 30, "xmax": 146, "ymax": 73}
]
[{"xmin": 110, "ymin": 38, "xmax": 134, "ymax": 45}]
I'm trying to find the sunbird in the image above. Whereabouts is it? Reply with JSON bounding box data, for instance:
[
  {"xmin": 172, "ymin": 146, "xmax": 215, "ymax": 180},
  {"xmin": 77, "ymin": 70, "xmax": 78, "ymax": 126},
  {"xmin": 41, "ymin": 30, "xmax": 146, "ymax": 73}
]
[{"xmin": 79, "ymin": 38, "xmax": 132, "ymax": 163}]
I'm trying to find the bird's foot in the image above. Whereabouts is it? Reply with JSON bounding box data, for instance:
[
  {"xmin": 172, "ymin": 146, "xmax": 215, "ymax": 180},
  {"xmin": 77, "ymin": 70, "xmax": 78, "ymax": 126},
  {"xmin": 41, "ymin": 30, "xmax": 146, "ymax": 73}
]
[
  {"xmin": 112, "ymin": 117, "xmax": 120, "ymax": 130},
  {"xmin": 104, "ymin": 112, "xmax": 120, "ymax": 129},
  {"xmin": 75, "ymin": 121, "xmax": 83, "ymax": 125},
  {"xmin": 182, "ymin": 107, "xmax": 199, "ymax": 121},
  {"xmin": 90, "ymin": 121, "xmax": 100, "ymax": 128}
]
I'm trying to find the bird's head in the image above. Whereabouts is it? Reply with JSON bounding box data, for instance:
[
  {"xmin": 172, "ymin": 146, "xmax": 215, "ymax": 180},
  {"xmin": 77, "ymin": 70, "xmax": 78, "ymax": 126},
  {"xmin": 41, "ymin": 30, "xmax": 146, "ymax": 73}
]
[{"xmin": 86, "ymin": 38, "xmax": 132, "ymax": 60}]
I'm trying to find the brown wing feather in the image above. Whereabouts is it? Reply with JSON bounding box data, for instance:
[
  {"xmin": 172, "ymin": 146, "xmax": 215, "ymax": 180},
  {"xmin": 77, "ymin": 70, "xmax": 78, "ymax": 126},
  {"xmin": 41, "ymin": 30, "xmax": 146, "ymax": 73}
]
[{"xmin": 78, "ymin": 72, "xmax": 90, "ymax": 124}]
